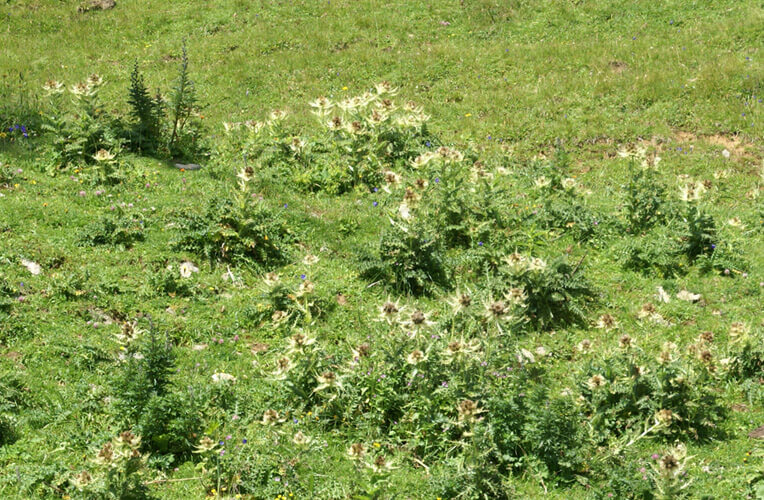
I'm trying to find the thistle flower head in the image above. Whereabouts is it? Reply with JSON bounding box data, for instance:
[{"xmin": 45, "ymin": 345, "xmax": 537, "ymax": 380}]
[
  {"xmin": 297, "ymin": 280, "xmax": 315, "ymax": 297},
  {"xmin": 729, "ymin": 321, "xmax": 750, "ymax": 341},
  {"xmin": 577, "ymin": 339, "xmax": 592, "ymax": 353},
  {"xmin": 115, "ymin": 431, "xmax": 141, "ymax": 450},
  {"xmin": 657, "ymin": 342, "xmax": 677, "ymax": 364},
  {"xmin": 504, "ymin": 287, "xmax": 527, "ymax": 307},
  {"xmin": 382, "ymin": 170, "xmax": 402, "ymax": 191},
  {"xmin": 288, "ymin": 331, "xmax": 316, "ymax": 353},
  {"xmin": 377, "ymin": 298, "xmax": 403, "ymax": 324},
  {"xmin": 446, "ymin": 288, "xmax": 473, "ymax": 314},
  {"xmin": 406, "ymin": 349, "xmax": 427, "ymax": 365},
  {"xmin": 698, "ymin": 349, "xmax": 714, "ymax": 365},
  {"xmin": 261, "ymin": 409, "xmax": 283, "ymax": 425},
  {"xmin": 436, "ymin": 146, "xmax": 463, "ymax": 162},
  {"xmin": 70, "ymin": 81, "xmax": 94, "ymax": 97},
  {"xmin": 42, "ymin": 79, "xmax": 65, "ymax": 94},
  {"xmin": 678, "ymin": 179, "xmax": 706, "ymax": 202},
  {"xmin": 290, "ymin": 137, "xmax": 306, "ymax": 152},
  {"xmin": 414, "ymin": 178, "xmax": 429, "ymax": 190},
  {"xmin": 271, "ymin": 309, "xmax": 288, "ymax": 323},
  {"xmin": 368, "ymin": 454, "xmax": 393, "ymax": 473},
  {"xmin": 315, "ymin": 371, "xmax": 343, "ymax": 392},
  {"xmin": 303, "ymin": 254, "xmax": 319, "ymax": 266},
  {"xmin": 244, "ymin": 120, "xmax": 265, "ymax": 133},
  {"xmin": 457, "ymin": 399, "xmax": 483, "ymax": 423},
  {"xmin": 348, "ymin": 442, "xmax": 366, "ymax": 460},
  {"xmin": 402, "ymin": 309, "xmax": 435, "ymax": 333},
  {"xmin": 292, "ymin": 431, "xmax": 311, "ymax": 446},
  {"xmin": 367, "ymin": 109, "xmax": 388, "ymax": 125},
  {"xmin": 344, "ymin": 120, "xmax": 364, "ymax": 135},
  {"xmin": 619, "ymin": 334, "xmax": 634, "ymax": 349},
  {"xmin": 351, "ymin": 342, "xmax": 371, "ymax": 360},
  {"xmin": 404, "ymin": 100, "xmax": 423, "ymax": 113},
  {"xmin": 309, "ymin": 96, "xmax": 333, "ymax": 111},
  {"xmin": 115, "ymin": 320, "xmax": 142, "ymax": 345},
  {"xmin": 527, "ymin": 257, "xmax": 547, "ymax": 272},
  {"xmin": 211, "ymin": 372, "xmax": 236, "ymax": 384},
  {"xmin": 596, "ymin": 313, "xmax": 619, "ymax": 330},
  {"xmin": 376, "ymin": 98, "xmax": 396, "ymax": 112},
  {"xmin": 273, "ymin": 356, "xmax": 293, "ymax": 378},
  {"xmin": 656, "ymin": 444, "xmax": 690, "ymax": 478},
  {"xmin": 87, "ymin": 73, "xmax": 103, "ymax": 87},
  {"xmin": 587, "ymin": 374, "xmax": 607, "ymax": 390},
  {"xmin": 534, "ymin": 176, "xmax": 551, "ymax": 188},
  {"xmin": 194, "ymin": 436, "xmax": 218, "ymax": 454},
  {"xmin": 443, "ymin": 338, "xmax": 479, "ymax": 363},
  {"xmin": 484, "ymin": 298, "xmax": 510, "ymax": 322},
  {"xmin": 269, "ymin": 109, "xmax": 288, "ymax": 121},
  {"xmin": 336, "ymin": 98, "xmax": 357, "ymax": 112},
  {"xmin": 403, "ymin": 186, "xmax": 421, "ymax": 204},
  {"xmin": 504, "ymin": 252, "xmax": 527, "ymax": 273},
  {"xmin": 222, "ymin": 121, "xmax": 239, "ymax": 133},
  {"xmin": 94, "ymin": 441, "xmax": 115, "ymax": 466},
  {"xmin": 659, "ymin": 453, "xmax": 679, "ymax": 473},
  {"xmin": 263, "ymin": 271, "xmax": 280, "ymax": 287},
  {"xmin": 237, "ymin": 166, "xmax": 255, "ymax": 184},
  {"xmin": 93, "ymin": 149, "xmax": 115, "ymax": 162},
  {"xmin": 637, "ymin": 302, "xmax": 656, "ymax": 319},
  {"xmin": 327, "ymin": 115, "xmax": 344, "ymax": 130},
  {"xmin": 374, "ymin": 81, "xmax": 398, "ymax": 95},
  {"xmin": 410, "ymin": 151, "xmax": 438, "ymax": 169},
  {"xmin": 71, "ymin": 470, "xmax": 92, "ymax": 489},
  {"xmin": 179, "ymin": 261, "xmax": 199, "ymax": 278}
]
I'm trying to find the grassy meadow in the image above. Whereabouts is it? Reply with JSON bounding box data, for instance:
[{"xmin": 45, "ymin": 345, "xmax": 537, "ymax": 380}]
[{"xmin": 1, "ymin": 0, "xmax": 763, "ymax": 498}]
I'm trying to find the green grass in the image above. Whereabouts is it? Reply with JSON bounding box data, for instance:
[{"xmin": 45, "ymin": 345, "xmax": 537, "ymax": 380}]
[{"xmin": 1, "ymin": 0, "xmax": 763, "ymax": 498}]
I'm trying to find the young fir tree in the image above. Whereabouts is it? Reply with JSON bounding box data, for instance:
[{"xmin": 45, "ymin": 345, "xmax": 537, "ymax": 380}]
[{"xmin": 127, "ymin": 61, "xmax": 163, "ymax": 154}]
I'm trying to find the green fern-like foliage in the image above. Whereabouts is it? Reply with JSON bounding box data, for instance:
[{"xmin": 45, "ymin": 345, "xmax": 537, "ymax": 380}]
[
  {"xmin": 623, "ymin": 164, "xmax": 666, "ymax": 233},
  {"xmin": 168, "ymin": 42, "xmax": 202, "ymax": 160},
  {"xmin": 171, "ymin": 198, "xmax": 294, "ymax": 268}
]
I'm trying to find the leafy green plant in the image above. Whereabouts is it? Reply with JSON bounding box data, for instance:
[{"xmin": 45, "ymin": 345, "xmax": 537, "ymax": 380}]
[
  {"xmin": 726, "ymin": 325, "xmax": 763, "ymax": 381},
  {"xmin": 78, "ymin": 210, "xmax": 147, "ymax": 248},
  {"xmin": 486, "ymin": 382, "xmax": 591, "ymax": 480},
  {"xmin": 171, "ymin": 197, "xmax": 294, "ymax": 268},
  {"xmin": 526, "ymin": 146, "xmax": 610, "ymax": 243},
  {"xmin": 621, "ymin": 148, "xmax": 666, "ymax": 233},
  {"xmin": 0, "ymin": 371, "xmax": 26, "ymax": 446},
  {"xmin": 360, "ymin": 208, "xmax": 449, "ymax": 295},
  {"xmin": 489, "ymin": 253, "xmax": 595, "ymax": 330},
  {"xmin": 617, "ymin": 226, "xmax": 686, "ymax": 277},
  {"xmin": 682, "ymin": 204, "xmax": 716, "ymax": 262},
  {"xmin": 167, "ymin": 42, "xmax": 205, "ymax": 161},
  {"xmin": 579, "ymin": 345, "xmax": 727, "ymax": 443},
  {"xmin": 144, "ymin": 264, "xmax": 195, "ymax": 298},
  {"xmin": 219, "ymin": 83, "xmax": 435, "ymax": 194},
  {"xmin": 40, "ymin": 75, "xmax": 123, "ymax": 169},
  {"xmin": 67, "ymin": 431, "xmax": 153, "ymax": 499},
  {"xmin": 429, "ymin": 161, "xmax": 518, "ymax": 249},
  {"xmin": 112, "ymin": 321, "xmax": 202, "ymax": 458}
]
